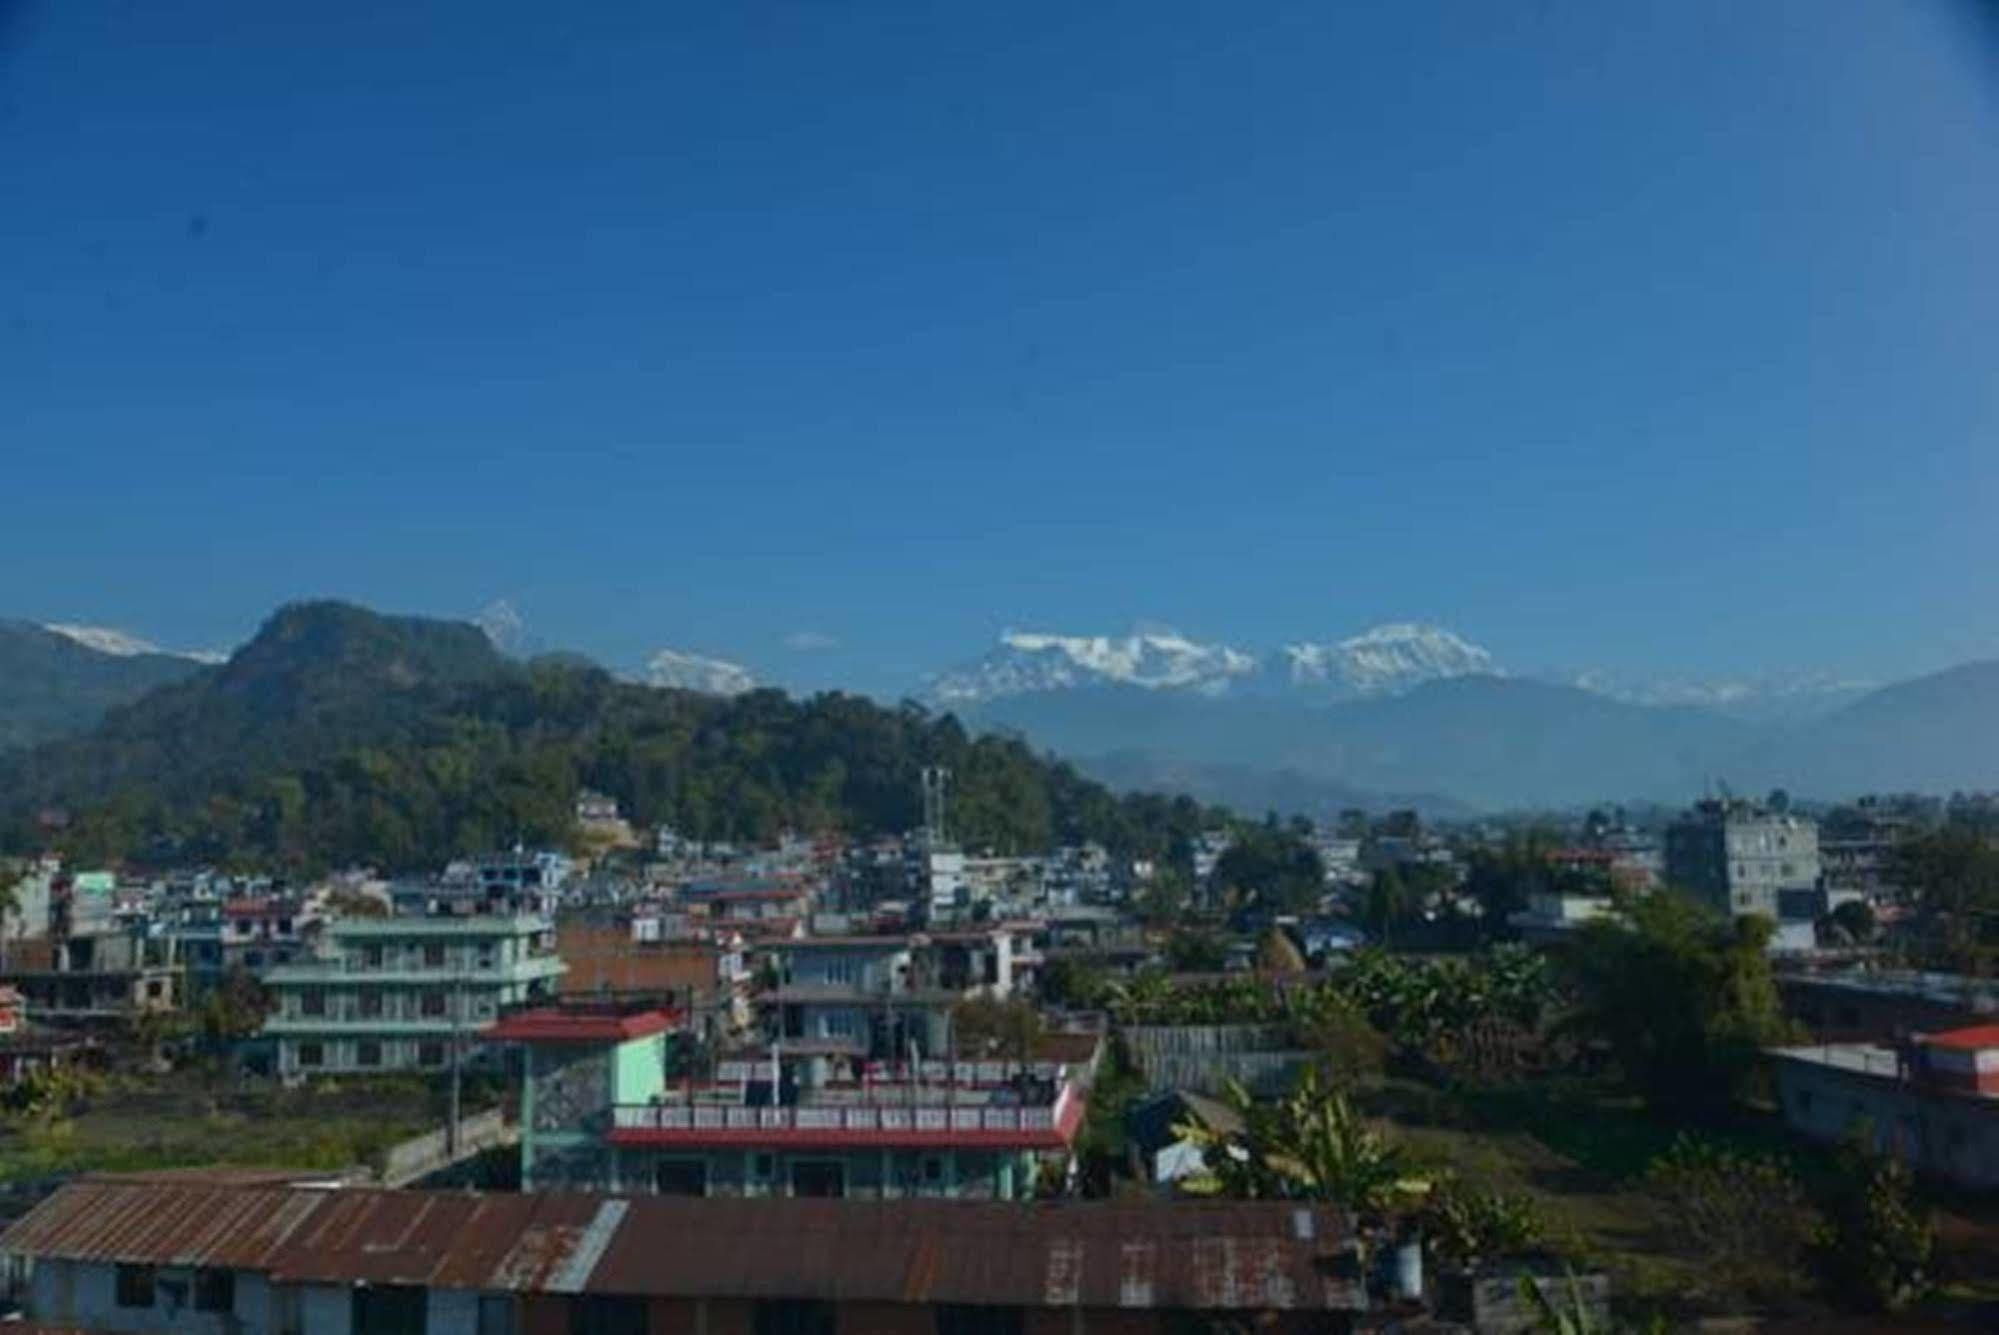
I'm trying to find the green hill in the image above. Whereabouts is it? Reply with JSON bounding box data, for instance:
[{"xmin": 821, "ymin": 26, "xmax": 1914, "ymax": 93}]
[{"xmin": 1, "ymin": 601, "xmax": 1218, "ymax": 872}]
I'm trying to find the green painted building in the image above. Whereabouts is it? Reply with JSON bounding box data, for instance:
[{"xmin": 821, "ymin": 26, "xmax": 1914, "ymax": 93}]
[{"xmin": 262, "ymin": 914, "xmax": 564, "ymax": 1077}]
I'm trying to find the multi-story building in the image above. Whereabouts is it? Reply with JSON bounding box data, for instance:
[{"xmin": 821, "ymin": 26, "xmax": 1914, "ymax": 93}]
[
  {"xmin": 0, "ymin": 926, "xmax": 182, "ymax": 1023},
  {"xmin": 766, "ymin": 928, "xmax": 1028, "ymax": 1066},
  {"xmin": 1665, "ymin": 799, "xmax": 1821, "ymax": 922},
  {"xmin": 555, "ymin": 919, "xmax": 753, "ymax": 1045},
  {"xmin": 492, "ymin": 1001, "xmax": 1094, "ymax": 1203},
  {"xmin": 261, "ymin": 913, "xmax": 563, "ymax": 1077},
  {"xmin": 172, "ymin": 894, "xmax": 320, "ymax": 1000}
]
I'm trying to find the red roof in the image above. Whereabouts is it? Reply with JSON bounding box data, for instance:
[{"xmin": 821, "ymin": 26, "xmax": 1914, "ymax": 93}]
[
  {"xmin": 1919, "ymin": 1025, "xmax": 1999, "ymax": 1052},
  {"xmin": 483, "ymin": 1007, "xmax": 677, "ymax": 1044}
]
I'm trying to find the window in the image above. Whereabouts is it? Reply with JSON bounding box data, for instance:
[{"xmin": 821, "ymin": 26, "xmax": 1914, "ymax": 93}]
[
  {"xmin": 755, "ymin": 1300, "xmax": 835, "ymax": 1335},
  {"xmin": 421, "ymin": 990, "xmax": 448, "ymax": 1017},
  {"xmin": 360, "ymin": 991, "xmax": 385, "ymax": 1018},
  {"xmin": 752, "ymin": 1153, "xmax": 775, "ymax": 1179},
  {"xmin": 194, "ymin": 1267, "xmax": 235, "ymax": 1313},
  {"xmin": 362, "ymin": 944, "xmax": 385, "ymax": 969},
  {"xmin": 570, "ymin": 1295, "xmax": 647, "ymax": 1335},
  {"xmin": 357, "ymin": 1041, "xmax": 383, "ymax": 1068},
  {"xmin": 301, "ymin": 989, "xmax": 326, "ymax": 1017},
  {"xmin": 654, "ymin": 1159, "xmax": 708, "ymax": 1196},
  {"xmin": 424, "ymin": 942, "xmax": 446, "ymax": 968},
  {"xmin": 790, "ymin": 1161, "xmax": 845, "ymax": 1198},
  {"xmin": 115, "ymin": 1264, "xmax": 156, "ymax": 1309},
  {"xmin": 352, "ymin": 1284, "xmax": 427, "ymax": 1335},
  {"xmin": 145, "ymin": 980, "xmax": 164, "ymax": 1000},
  {"xmin": 922, "ymin": 1156, "xmax": 944, "ymax": 1184},
  {"xmin": 477, "ymin": 1294, "xmax": 518, "ymax": 1335},
  {"xmin": 935, "ymin": 1306, "xmax": 1024, "ymax": 1335},
  {"xmin": 419, "ymin": 1042, "xmax": 447, "ymax": 1068},
  {"xmin": 298, "ymin": 1043, "xmax": 324, "ymax": 1069}
]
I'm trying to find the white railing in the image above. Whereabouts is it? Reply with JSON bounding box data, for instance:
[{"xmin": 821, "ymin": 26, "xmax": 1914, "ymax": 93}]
[
  {"xmin": 713, "ymin": 1058, "xmax": 1067, "ymax": 1085},
  {"xmin": 612, "ymin": 1092, "xmax": 1072, "ymax": 1138}
]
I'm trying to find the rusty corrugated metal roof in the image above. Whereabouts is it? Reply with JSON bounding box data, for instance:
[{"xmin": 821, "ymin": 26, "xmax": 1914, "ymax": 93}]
[
  {"xmin": 588, "ymin": 1197, "xmax": 1360, "ymax": 1311},
  {"xmin": 1, "ymin": 1182, "xmax": 1361, "ymax": 1312},
  {"xmin": 0, "ymin": 1180, "xmax": 329, "ymax": 1271}
]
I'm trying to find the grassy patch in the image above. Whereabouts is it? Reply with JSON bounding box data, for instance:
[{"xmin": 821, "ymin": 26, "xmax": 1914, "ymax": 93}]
[{"xmin": 0, "ymin": 1072, "xmax": 448, "ymax": 1187}]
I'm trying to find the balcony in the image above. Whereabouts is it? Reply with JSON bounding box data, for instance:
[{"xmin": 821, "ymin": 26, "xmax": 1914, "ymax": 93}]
[{"xmin": 608, "ymin": 1084, "xmax": 1080, "ymax": 1150}]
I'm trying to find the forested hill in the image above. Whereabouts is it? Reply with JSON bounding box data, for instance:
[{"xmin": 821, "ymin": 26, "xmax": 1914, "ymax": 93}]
[
  {"xmin": 0, "ymin": 601, "xmax": 1221, "ymax": 872},
  {"xmin": 0, "ymin": 620, "xmax": 205, "ymax": 750}
]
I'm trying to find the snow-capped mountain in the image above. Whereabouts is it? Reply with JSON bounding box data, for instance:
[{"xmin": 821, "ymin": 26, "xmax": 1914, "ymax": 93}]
[
  {"xmin": 930, "ymin": 629, "xmax": 1259, "ymax": 704},
  {"xmin": 1281, "ymin": 623, "xmax": 1498, "ymax": 696},
  {"xmin": 1557, "ymin": 669, "xmax": 1875, "ymax": 722},
  {"xmin": 932, "ymin": 622, "xmax": 1494, "ymax": 705},
  {"xmin": 641, "ymin": 648, "xmax": 757, "ymax": 696},
  {"xmin": 43, "ymin": 623, "xmax": 228, "ymax": 664}
]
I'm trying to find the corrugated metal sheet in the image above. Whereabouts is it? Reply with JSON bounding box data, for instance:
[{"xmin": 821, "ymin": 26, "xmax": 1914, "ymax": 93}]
[
  {"xmin": 587, "ymin": 1197, "xmax": 1361, "ymax": 1311},
  {"xmin": 1, "ymin": 1182, "xmax": 1363, "ymax": 1312},
  {"xmin": 271, "ymin": 1190, "xmax": 611, "ymax": 1291},
  {"xmin": 0, "ymin": 1180, "xmax": 328, "ymax": 1270}
]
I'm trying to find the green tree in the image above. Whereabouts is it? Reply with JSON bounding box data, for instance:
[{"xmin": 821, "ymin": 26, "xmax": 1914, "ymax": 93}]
[
  {"xmin": 1646, "ymin": 1135, "xmax": 1823, "ymax": 1302},
  {"xmin": 1212, "ymin": 827, "xmax": 1325, "ymax": 917},
  {"xmin": 1816, "ymin": 1129, "xmax": 1933, "ymax": 1312},
  {"xmin": 1566, "ymin": 893, "xmax": 1795, "ymax": 1116},
  {"xmin": 1896, "ymin": 827, "xmax": 1999, "ymax": 971}
]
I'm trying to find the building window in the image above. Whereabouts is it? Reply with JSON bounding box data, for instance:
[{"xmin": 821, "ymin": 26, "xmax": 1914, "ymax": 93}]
[
  {"xmin": 362, "ymin": 944, "xmax": 385, "ymax": 969},
  {"xmin": 301, "ymin": 989, "xmax": 326, "ymax": 1017},
  {"xmin": 477, "ymin": 1294, "xmax": 518, "ymax": 1335},
  {"xmin": 421, "ymin": 991, "xmax": 448, "ymax": 1018},
  {"xmin": 194, "ymin": 1267, "xmax": 235, "ymax": 1313},
  {"xmin": 936, "ymin": 1306, "xmax": 1025, "ymax": 1335},
  {"xmin": 360, "ymin": 992, "xmax": 385, "ymax": 1018},
  {"xmin": 655, "ymin": 1159, "xmax": 708, "ymax": 1196},
  {"xmin": 922, "ymin": 1156, "xmax": 945, "ymax": 1184},
  {"xmin": 752, "ymin": 1153, "xmax": 775, "ymax": 1179},
  {"xmin": 357, "ymin": 1041, "xmax": 383, "ymax": 1069},
  {"xmin": 754, "ymin": 1300, "xmax": 836, "ymax": 1335},
  {"xmin": 790, "ymin": 1161, "xmax": 845, "ymax": 1198},
  {"xmin": 424, "ymin": 943, "xmax": 446, "ymax": 968},
  {"xmin": 570, "ymin": 1295, "xmax": 647, "ymax": 1335},
  {"xmin": 115, "ymin": 1264, "xmax": 156, "ymax": 1309},
  {"xmin": 352, "ymin": 1284, "xmax": 427, "ymax": 1335},
  {"xmin": 419, "ymin": 1042, "xmax": 447, "ymax": 1068},
  {"xmin": 298, "ymin": 1043, "xmax": 324, "ymax": 1069}
]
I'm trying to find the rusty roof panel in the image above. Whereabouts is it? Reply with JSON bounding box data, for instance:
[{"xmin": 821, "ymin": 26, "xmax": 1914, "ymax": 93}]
[
  {"xmin": 0, "ymin": 1181, "xmax": 330, "ymax": 1271},
  {"xmin": 589, "ymin": 1197, "xmax": 1360, "ymax": 1311},
  {"xmin": 1, "ymin": 1183, "xmax": 1363, "ymax": 1313}
]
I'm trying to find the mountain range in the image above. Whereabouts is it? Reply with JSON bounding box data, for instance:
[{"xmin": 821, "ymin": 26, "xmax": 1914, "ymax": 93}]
[
  {"xmin": 6, "ymin": 608, "xmax": 1998, "ymax": 819},
  {"xmin": 919, "ymin": 622, "xmax": 1996, "ymax": 813},
  {"xmin": 0, "ymin": 601, "xmax": 1211, "ymax": 870}
]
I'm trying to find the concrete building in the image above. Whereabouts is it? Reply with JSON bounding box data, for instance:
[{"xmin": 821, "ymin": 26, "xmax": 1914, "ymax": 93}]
[
  {"xmin": 491, "ymin": 1003, "xmax": 1094, "ymax": 1204},
  {"xmin": 0, "ymin": 1176, "xmax": 1364, "ymax": 1334},
  {"xmin": 261, "ymin": 913, "xmax": 563, "ymax": 1077},
  {"xmin": 766, "ymin": 928, "xmax": 1029, "ymax": 1066},
  {"xmin": 0, "ymin": 926, "xmax": 182, "ymax": 1023},
  {"xmin": 1665, "ymin": 799, "xmax": 1821, "ymax": 922},
  {"xmin": 1772, "ymin": 1024, "xmax": 1999, "ymax": 1190}
]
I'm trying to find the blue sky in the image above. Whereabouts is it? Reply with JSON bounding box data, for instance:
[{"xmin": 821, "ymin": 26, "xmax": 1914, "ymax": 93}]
[{"xmin": 4, "ymin": 0, "xmax": 1996, "ymax": 695}]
